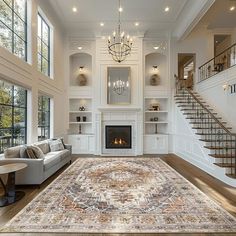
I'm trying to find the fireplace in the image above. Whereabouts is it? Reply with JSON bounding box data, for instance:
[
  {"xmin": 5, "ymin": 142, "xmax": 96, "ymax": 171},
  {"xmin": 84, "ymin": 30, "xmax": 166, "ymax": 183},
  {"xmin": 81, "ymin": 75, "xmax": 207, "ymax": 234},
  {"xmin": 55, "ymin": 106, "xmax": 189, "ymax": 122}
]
[{"xmin": 105, "ymin": 125, "xmax": 132, "ymax": 149}]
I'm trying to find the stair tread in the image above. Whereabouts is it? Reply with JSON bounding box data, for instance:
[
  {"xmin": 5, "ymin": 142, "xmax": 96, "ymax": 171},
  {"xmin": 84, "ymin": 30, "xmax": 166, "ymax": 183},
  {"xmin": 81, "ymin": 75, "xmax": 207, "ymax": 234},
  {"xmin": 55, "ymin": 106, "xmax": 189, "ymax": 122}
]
[
  {"xmin": 214, "ymin": 163, "xmax": 236, "ymax": 168},
  {"xmin": 176, "ymin": 101, "xmax": 206, "ymax": 104},
  {"xmin": 209, "ymin": 154, "xmax": 236, "ymax": 158},
  {"xmin": 226, "ymin": 174, "xmax": 236, "ymax": 179},
  {"xmin": 183, "ymin": 113, "xmax": 217, "ymax": 115},
  {"xmin": 205, "ymin": 146, "xmax": 235, "ymax": 150},
  {"xmin": 199, "ymin": 139, "xmax": 235, "ymax": 142},
  {"xmin": 193, "ymin": 128, "xmax": 232, "ymax": 130},
  {"xmin": 178, "ymin": 105, "xmax": 209, "ymax": 107},
  {"xmin": 181, "ymin": 108, "xmax": 214, "ymax": 110},
  {"xmin": 186, "ymin": 117, "xmax": 222, "ymax": 120},
  {"xmin": 190, "ymin": 122, "xmax": 227, "ymax": 124},
  {"xmin": 195, "ymin": 133, "xmax": 228, "ymax": 135}
]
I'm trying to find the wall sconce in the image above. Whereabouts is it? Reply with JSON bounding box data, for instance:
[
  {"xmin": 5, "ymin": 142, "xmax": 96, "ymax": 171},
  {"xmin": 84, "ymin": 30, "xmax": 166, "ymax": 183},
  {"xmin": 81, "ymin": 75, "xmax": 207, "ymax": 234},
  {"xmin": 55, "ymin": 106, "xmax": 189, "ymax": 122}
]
[
  {"xmin": 152, "ymin": 65, "xmax": 158, "ymax": 74},
  {"xmin": 222, "ymin": 84, "xmax": 230, "ymax": 91},
  {"xmin": 79, "ymin": 66, "xmax": 84, "ymax": 74}
]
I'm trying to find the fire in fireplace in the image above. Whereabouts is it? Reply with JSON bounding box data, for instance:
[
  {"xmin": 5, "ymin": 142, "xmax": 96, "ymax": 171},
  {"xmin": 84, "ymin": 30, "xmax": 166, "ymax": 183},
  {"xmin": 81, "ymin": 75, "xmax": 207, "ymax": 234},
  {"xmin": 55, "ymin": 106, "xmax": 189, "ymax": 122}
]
[{"xmin": 105, "ymin": 125, "xmax": 132, "ymax": 149}]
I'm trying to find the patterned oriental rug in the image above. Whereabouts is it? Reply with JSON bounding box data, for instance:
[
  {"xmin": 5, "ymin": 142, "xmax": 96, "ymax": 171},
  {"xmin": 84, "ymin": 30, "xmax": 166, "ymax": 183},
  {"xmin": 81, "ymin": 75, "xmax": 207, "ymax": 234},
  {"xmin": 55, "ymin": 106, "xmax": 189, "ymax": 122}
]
[{"xmin": 1, "ymin": 158, "xmax": 236, "ymax": 233}]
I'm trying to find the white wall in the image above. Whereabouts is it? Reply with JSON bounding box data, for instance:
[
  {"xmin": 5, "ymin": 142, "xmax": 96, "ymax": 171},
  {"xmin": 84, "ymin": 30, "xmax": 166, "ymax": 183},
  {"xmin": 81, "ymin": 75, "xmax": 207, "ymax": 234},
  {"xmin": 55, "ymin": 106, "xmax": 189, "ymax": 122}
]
[
  {"xmin": 196, "ymin": 66, "xmax": 236, "ymax": 132},
  {"xmin": 173, "ymin": 104, "xmax": 236, "ymax": 187},
  {"xmin": 0, "ymin": 0, "xmax": 67, "ymax": 143}
]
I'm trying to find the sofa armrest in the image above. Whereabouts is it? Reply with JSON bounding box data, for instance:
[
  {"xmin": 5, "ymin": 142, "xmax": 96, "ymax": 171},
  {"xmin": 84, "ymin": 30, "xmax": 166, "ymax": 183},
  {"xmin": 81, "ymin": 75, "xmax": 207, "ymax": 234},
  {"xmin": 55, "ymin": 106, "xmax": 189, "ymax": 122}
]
[
  {"xmin": 64, "ymin": 144, "xmax": 72, "ymax": 154},
  {"xmin": 0, "ymin": 158, "xmax": 44, "ymax": 185}
]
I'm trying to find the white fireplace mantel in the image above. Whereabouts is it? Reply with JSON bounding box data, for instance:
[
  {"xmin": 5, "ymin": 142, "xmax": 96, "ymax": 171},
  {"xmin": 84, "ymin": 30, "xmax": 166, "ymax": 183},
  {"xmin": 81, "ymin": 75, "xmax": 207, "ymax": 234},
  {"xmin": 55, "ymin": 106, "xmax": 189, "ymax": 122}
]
[
  {"xmin": 94, "ymin": 107, "xmax": 143, "ymax": 156},
  {"xmin": 98, "ymin": 107, "xmax": 141, "ymax": 112}
]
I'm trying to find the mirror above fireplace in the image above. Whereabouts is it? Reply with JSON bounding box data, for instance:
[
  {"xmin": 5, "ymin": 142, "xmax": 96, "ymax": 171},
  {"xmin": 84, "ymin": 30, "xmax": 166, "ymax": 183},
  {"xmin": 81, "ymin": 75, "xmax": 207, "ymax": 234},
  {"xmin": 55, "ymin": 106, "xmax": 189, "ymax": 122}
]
[{"xmin": 107, "ymin": 67, "xmax": 131, "ymax": 105}]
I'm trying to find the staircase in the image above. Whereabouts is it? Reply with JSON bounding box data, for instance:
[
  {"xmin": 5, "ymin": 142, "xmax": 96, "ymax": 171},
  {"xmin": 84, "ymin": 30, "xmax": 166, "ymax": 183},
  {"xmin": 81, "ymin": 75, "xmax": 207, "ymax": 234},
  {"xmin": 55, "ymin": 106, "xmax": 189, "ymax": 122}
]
[{"xmin": 175, "ymin": 88, "xmax": 236, "ymax": 179}]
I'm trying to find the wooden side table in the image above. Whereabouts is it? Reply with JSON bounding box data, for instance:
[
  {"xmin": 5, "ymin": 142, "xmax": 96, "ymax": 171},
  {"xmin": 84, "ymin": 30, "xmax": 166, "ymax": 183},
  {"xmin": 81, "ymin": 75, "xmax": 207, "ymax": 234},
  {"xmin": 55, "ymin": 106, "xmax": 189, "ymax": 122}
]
[{"xmin": 0, "ymin": 163, "xmax": 27, "ymax": 207}]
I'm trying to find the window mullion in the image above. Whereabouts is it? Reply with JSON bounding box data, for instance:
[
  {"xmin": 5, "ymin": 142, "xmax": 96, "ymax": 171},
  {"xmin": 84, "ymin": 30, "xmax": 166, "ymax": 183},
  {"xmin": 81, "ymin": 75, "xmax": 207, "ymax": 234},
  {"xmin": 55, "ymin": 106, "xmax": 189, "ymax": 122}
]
[
  {"xmin": 11, "ymin": 0, "xmax": 14, "ymax": 55},
  {"xmin": 11, "ymin": 85, "xmax": 14, "ymax": 147}
]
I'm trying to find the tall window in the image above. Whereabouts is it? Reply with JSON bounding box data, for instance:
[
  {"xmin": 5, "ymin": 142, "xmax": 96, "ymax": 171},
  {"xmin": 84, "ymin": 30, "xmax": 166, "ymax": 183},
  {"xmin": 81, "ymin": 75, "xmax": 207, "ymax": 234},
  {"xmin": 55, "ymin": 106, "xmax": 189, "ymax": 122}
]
[
  {"xmin": 37, "ymin": 13, "xmax": 50, "ymax": 76},
  {"xmin": 38, "ymin": 95, "xmax": 50, "ymax": 141},
  {"xmin": 0, "ymin": 80, "xmax": 27, "ymax": 153},
  {"xmin": 0, "ymin": 0, "xmax": 27, "ymax": 60}
]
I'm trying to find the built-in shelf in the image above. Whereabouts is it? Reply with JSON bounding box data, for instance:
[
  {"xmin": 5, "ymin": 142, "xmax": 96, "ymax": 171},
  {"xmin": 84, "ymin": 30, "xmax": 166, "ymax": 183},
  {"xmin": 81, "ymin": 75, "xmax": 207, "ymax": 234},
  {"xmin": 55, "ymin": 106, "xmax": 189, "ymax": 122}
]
[
  {"xmin": 145, "ymin": 111, "xmax": 168, "ymax": 113},
  {"xmin": 69, "ymin": 122, "xmax": 92, "ymax": 124},
  {"xmin": 69, "ymin": 111, "xmax": 92, "ymax": 113},
  {"xmin": 68, "ymin": 97, "xmax": 93, "ymax": 135},
  {"xmin": 144, "ymin": 97, "xmax": 169, "ymax": 135},
  {"xmin": 145, "ymin": 121, "xmax": 168, "ymax": 124}
]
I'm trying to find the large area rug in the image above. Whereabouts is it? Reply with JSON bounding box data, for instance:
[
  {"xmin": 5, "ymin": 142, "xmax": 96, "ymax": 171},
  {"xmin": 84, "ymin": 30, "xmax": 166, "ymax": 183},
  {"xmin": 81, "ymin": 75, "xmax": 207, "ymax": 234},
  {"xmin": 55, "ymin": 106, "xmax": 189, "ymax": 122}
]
[{"xmin": 1, "ymin": 158, "xmax": 236, "ymax": 233}]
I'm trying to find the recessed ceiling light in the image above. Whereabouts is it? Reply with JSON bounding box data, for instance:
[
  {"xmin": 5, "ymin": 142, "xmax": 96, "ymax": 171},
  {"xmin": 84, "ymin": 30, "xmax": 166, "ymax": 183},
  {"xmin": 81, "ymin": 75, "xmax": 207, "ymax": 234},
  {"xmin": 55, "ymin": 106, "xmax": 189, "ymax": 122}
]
[
  {"xmin": 118, "ymin": 7, "xmax": 123, "ymax": 12},
  {"xmin": 230, "ymin": 6, "xmax": 235, "ymax": 11},
  {"xmin": 72, "ymin": 7, "xmax": 77, "ymax": 12},
  {"xmin": 78, "ymin": 46, "xmax": 82, "ymax": 50},
  {"xmin": 100, "ymin": 22, "xmax": 104, "ymax": 27},
  {"xmin": 135, "ymin": 22, "xmax": 139, "ymax": 26},
  {"xmin": 165, "ymin": 6, "xmax": 170, "ymax": 12},
  {"xmin": 154, "ymin": 46, "xmax": 159, "ymax": 50}
]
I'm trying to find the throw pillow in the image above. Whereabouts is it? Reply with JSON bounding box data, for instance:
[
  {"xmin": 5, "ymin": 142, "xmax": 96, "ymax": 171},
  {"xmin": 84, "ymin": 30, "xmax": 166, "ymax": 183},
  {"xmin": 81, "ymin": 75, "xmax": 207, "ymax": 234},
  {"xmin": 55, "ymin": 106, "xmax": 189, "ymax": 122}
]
[
  {"xmin": 49, "ymin": 139, "xmax": 65, "ymax": 152},
  {"xmin": 4, "ymin": 146, "xmax": 21, "ymax": 159},
  {"xmin": 20, "ymin": 145, "xmax": 29, "ymax": 158},
  {"xmin": 31, "ymin": 145, "xmax": 45, "ymax": 159},
  {"xmin": 26, "ymin": 147, "xmax": 37, "ymax": 159},
  {"xmin": 52, "ymin": 137, "xmax": 66, "ymax": 148}
]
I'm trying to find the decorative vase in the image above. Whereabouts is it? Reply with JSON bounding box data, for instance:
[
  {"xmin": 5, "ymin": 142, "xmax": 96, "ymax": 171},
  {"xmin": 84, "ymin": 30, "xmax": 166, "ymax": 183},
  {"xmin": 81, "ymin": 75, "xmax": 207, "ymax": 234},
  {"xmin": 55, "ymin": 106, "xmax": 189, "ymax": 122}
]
[
  {"xmin": 150, "ymin": 74, "xmax": 160, "ymax": 86},
  {"xmin": 78, "ymin": 74, "xmax": 87, "ymax": 86},
  {"xmin": 82, "ymin": 116, "xmax": 86, "ymax": 122}
]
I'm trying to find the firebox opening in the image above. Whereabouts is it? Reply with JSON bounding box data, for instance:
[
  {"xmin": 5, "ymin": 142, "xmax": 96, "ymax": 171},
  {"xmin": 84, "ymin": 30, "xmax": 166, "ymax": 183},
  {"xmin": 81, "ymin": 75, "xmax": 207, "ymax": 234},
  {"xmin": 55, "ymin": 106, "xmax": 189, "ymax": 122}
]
[{"xmin": 105, "ymin": 125, "xmax": 132, "ymax": 149}]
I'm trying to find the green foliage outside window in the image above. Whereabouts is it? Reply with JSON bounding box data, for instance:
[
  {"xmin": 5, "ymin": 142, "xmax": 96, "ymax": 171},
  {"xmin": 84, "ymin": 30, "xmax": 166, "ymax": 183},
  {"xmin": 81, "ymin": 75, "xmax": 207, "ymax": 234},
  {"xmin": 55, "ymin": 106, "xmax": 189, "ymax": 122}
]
[
  {"xmin": 0, "ymin": 0, "xmax": 27, "ymax": 60},
  {"xmin": 0, "ymin": 79, "xmax": 27, "ymax": 153},
  {"xmin": 38, "ymin": 95, "xmax": 50, "ymax": 141}
]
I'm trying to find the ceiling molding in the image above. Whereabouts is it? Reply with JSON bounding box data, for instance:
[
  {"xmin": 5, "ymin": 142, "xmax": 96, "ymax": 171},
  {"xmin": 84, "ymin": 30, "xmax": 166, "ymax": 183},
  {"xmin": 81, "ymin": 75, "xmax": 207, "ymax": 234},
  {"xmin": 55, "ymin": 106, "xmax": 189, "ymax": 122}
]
[{"xmin": 172, "ymin": 0, "xmax": 215, "ymax": 40}]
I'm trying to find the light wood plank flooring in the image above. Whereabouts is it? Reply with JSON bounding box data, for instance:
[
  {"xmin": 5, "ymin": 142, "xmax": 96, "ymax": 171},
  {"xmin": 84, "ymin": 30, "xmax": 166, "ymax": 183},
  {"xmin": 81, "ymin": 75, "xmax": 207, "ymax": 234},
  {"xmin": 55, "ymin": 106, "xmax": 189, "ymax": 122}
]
[{"xmin": 0, "ymin": 154, "xmax": 236, "ymax": 236}]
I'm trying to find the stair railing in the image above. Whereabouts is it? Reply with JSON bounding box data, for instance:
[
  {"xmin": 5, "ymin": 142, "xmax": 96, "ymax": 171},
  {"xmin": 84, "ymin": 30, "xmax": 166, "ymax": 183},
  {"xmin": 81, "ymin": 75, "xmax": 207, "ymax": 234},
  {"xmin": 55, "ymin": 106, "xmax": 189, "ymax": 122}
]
[
  {"xmin": 175, "ymin": 77, "xmax": 236, "ymax": 178},
  {"xmin": 199, "ymin": 42, "xmax": 236, "ymax": 82}
]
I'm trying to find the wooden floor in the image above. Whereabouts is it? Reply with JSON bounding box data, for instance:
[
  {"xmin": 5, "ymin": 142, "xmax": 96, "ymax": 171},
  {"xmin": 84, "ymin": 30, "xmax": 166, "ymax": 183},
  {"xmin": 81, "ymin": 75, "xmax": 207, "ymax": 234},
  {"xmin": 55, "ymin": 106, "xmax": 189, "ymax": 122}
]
[{"xmin": 0, "ymin": 154, "xmax": 236, "ymax": 236}]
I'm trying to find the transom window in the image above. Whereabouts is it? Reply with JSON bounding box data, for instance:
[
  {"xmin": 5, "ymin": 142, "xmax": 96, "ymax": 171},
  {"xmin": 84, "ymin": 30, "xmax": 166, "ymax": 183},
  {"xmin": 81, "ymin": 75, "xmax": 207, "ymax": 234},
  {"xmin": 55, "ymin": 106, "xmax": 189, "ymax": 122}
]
[
  {"xmin": 37, "ymin": 13, "xmax": 50, "ymax": 76},
  {"xmin": 0, "ymin": 0, "xmax": 27, "ymax": 60},
  {"xmin": 0, "ymin": 79, "xmax": 27, "ymax": 154},
  {"xmin": 38, "ymin": 95, "xmax": 50, "ymax": 141}
]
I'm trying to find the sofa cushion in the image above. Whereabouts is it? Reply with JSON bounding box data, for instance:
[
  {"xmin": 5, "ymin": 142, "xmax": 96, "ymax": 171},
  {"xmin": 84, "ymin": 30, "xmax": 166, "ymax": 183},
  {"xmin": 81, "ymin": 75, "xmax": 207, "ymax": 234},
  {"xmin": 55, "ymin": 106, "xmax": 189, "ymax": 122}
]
[
  {"xmin": 34, "ymin": 141, "xmax": 50, "ymax": 154},
  {"xmin": 48, "ymin": 139, "xmax": 64, "ymax": 152},
  {"xmin": 4, "ymin": 146, "xmax": 21, "ymax": 159},
  {"xmin": 43, "ymin": 150, "xmax": 69, "ymax": 171}
]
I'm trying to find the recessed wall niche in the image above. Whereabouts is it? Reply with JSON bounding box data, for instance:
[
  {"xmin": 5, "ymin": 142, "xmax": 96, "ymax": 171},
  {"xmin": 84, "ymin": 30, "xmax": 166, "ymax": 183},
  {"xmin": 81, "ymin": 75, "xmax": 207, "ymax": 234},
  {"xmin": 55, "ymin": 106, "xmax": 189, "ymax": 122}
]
[
  {"xmin": 69, "ymin": 53, "xmax": 92, "ymax": 86},
  {"xmin": 145, "ymin": 53, "xmax": 167, "ymax": 87}
]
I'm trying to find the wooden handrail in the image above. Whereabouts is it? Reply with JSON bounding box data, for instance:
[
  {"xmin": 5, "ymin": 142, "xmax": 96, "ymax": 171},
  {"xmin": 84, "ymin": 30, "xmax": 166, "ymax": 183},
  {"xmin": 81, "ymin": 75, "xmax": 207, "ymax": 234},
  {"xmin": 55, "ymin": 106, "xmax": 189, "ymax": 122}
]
[
  {"xmin": 199, "ymin": 42, "xmax": 236, "ymax": 69},
  {"xmin": 186, "ymin": 88, "xmax": 236, "ymax": 137}
]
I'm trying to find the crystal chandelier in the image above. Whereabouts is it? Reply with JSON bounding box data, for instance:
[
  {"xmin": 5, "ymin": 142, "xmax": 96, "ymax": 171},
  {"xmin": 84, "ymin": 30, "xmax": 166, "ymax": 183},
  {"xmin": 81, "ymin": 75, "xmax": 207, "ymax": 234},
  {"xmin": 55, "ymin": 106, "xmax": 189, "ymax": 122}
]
[
  {"xmin": 108, "ymin": 79, "xmax": 129, "ymax": 95},
  {"xmin": 108, "ymin": 0, "xmax": 132, "ymax": 63}
]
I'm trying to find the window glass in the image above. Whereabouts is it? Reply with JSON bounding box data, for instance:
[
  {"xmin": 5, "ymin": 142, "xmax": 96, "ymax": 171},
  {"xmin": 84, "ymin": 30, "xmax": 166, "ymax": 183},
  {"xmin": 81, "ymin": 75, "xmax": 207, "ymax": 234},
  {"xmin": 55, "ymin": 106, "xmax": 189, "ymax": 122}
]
[
  {"xmin": 37, "ymin": 13, "xmax": 51, "ymax": 77},
  {"xmin": 0, "ymin": 0, "xmax": 27, "ymax": 61},
  {"xmin": 38, "ymin": 95, "xmax": 50, "ymax": 141},
  {"xmin": 0, "ymin": 79, "xmax": 27, "ymax": 153}
]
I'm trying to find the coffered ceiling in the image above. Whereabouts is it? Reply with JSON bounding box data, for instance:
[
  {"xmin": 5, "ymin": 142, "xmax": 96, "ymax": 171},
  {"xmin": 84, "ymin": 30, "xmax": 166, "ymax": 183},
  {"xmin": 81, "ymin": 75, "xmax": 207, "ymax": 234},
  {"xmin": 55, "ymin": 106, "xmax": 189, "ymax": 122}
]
[{"xmin": 44, "ymin": 0, "xmax": 215, "ymax": 38}]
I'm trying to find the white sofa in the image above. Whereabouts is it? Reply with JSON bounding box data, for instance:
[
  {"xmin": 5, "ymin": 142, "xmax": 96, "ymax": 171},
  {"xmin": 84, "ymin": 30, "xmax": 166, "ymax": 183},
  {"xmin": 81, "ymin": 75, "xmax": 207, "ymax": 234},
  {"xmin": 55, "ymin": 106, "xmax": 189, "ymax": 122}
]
[{"xmin": 0, "ymin": 139, "xmax": 72, "ymax": 185}]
